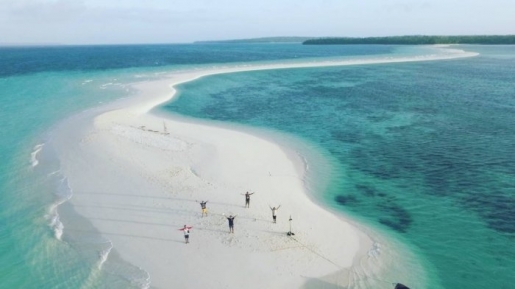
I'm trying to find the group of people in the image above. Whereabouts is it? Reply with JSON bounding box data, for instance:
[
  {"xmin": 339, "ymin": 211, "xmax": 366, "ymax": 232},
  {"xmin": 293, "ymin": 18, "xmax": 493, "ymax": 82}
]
[{"xmin": 179, "ymin": 191, "xmax": 282, "ymax": 243}]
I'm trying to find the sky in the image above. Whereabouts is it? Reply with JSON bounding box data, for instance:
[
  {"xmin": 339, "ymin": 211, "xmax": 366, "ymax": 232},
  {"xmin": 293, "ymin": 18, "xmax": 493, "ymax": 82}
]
[{"xmin": 1, "ymin": 0, "xmax": 514, "ymax": 45}]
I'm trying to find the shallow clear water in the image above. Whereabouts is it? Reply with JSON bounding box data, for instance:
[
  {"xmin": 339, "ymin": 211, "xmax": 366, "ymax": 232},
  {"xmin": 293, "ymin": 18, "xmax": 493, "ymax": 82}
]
[
  {"xmin": 0, "ymin": 43, "xmax": 403, "ymax": 288},
  {"xmin": 0, "ymin": 69, "xmax": 145, "ymax": 288},
  {"xmin": 163, "ymin": 46, "xmax": 515, "ymax": 288},
  {"xmin": 2, "ymin": 43, "xmax": 513, "ymax": 288}
]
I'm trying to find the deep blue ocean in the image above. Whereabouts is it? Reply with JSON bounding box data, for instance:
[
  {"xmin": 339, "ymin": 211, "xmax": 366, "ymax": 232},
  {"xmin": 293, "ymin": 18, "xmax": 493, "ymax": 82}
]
[{"xmin": 1, "ymin": 44, "xmax": 514, "ymax": 288}]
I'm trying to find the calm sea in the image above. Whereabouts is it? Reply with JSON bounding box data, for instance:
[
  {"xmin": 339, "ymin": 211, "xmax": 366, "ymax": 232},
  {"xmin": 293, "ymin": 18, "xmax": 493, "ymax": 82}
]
[
  {"xmin": 1, "ymin": 44, "xmax": 513, "ymax": 288},
  {"xmin": 164, "ymin": 45, "xmax": 515, "ymax": 289}
]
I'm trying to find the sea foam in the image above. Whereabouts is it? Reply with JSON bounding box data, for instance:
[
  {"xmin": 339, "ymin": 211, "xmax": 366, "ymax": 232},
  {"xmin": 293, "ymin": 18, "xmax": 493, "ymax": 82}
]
[
  {"xmin": 97, "ymin": 241, "xmax": 113, "ymax": 270},
  {"xmin": 30, "ymin": 143, "xmax": 44, "ymax": 167},
  {"xmin": 130, "ymin": 269, "xmax": 151, "ymax": 289},
  {"xmin": 46, "ymin": 175, "xmax": 73, "ymax": 241}
]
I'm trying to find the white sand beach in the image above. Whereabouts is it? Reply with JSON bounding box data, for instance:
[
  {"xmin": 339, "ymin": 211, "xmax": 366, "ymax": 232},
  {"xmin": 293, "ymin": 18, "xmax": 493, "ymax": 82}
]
[{"xmin": 49, "ymin": 48, "xmax": 476, "ymax": 288}]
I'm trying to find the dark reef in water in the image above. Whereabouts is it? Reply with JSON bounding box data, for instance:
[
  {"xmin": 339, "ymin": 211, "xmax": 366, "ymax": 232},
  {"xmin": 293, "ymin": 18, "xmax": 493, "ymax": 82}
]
[
  {"xmin": 377, "ymin": 202, "xmax": 413, "ymax": 233},
  {"xmin": 355, "ymin": 184, "xmax": 377, "ymax": 197},
  {"xmin": 334, "ymin": 194, "xmax": 359, "ymax": 206},
  {"xmin": 461, "ymin": 191, "xmax": 515, "ymax": 234},
  {"xmin": 335, "ymin": 186, "xmax": 413, "ymax": 233}
]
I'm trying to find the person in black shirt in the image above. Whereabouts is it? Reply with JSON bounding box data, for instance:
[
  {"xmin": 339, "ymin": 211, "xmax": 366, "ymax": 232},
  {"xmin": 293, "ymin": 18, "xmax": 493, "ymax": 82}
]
[
  {"xmin": 225, "ymin": 215, "xmax": 236, "ymax": 233},
  {"xmin": 242, "ymin": 191, "xmax": 254, "ymax": 208},
  {"xmin": 196, "ymin": 200, "xmax": 208, "ymax": 217}
]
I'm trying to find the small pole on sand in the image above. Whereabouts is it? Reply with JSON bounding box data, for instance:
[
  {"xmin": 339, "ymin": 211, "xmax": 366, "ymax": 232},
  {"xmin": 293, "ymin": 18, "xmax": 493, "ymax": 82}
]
[
  {"xmin": 287, "ymin": 215, "xmax": 295, "ymax": 236},
  {"xmin": 163, "ymin": 121, "xmax": 169, "ymax": 135}
]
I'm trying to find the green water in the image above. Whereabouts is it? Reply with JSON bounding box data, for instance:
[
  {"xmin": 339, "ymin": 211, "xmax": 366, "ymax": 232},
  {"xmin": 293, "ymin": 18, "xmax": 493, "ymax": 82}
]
[
  {"xmin": 163, "ymin": 46, "xmax": 515, "ymax": 288},
  {"xmin": 1, "ymin": 44, "xmax": 405, "ymax": 288}
]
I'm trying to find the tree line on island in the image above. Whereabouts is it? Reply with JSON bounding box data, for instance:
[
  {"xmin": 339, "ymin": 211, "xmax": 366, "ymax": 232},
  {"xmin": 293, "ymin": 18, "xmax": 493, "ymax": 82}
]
[
  {"xmin": 303, "ymin": 35, "xmax": 515, "ymax": 45},
  {"xmin": 195, "ymin": 37, "xmax": 313, "ymax": 44}
]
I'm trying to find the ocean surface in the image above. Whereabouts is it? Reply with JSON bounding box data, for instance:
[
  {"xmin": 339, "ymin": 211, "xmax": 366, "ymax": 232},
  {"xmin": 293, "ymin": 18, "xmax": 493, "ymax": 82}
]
[{"xmin": 1, "ymin": 44, "xmax": 514, "ymax": 288}]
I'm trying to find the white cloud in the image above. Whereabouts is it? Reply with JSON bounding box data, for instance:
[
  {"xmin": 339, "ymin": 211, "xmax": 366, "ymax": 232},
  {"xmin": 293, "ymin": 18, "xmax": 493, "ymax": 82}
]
[{"xmin": 0, "ymin": 0, "xmax": 514, "ymax": 44}]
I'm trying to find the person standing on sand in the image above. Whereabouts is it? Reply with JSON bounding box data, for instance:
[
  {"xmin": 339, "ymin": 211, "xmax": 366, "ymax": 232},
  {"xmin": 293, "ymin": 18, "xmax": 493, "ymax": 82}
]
[
  {"xmin": 179, "ymin": 225, "xmax": 192, "ymax": 244},
  {"xmin": 196, "ymin": 200, "xmax": 208, "ymax": 217},
  {"xmin": 269, "ymin": 205, "xmax": 281, "ymax": 223},
  {"xmin": 225, "ymin": 215, "xmax": 236, "ymax": 233},
  {"xmin": 242, "ymin": 191, "xmax": 254, "ymax": 208}
]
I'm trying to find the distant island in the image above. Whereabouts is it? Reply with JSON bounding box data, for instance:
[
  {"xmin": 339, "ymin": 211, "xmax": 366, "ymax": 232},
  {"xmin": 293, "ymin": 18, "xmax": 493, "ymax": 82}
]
[
  {"xmin": 195, "ymin": 37, "xmax": 313, "ymax": 44},
  {"xmin": 0, "ymin": 42, "xmax": 62, "ymax": 47},
  {"xmin": 303, "ymin": 35, "xmax": 515, "ymax": 45},
  {"xmin": 194, "ymin": 35, "xmax": 515, "ymax": 45}
]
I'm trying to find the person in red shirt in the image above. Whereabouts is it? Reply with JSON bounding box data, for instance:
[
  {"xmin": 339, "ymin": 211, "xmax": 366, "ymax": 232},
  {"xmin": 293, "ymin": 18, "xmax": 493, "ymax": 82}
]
[{"xmin": 179, "ymin": 225, "xmax": 192, "ymax": 244}]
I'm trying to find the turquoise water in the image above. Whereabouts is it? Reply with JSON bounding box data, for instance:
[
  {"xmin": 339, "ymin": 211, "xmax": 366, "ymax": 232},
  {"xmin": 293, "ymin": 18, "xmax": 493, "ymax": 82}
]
[
  {"xmin": 0, "ymin": 44, "xmax": 397, "ymax": 288},
  {"xmin": 162, "ymin": 46, "xmax": 515, "ymax": 289},
  {"xmin": 0, "ymin": 70, "xmax": 144, "ymax": 288},
  {"xmin": 1, "ymin": 44, "xmax": 513, "ymax": 288}
]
